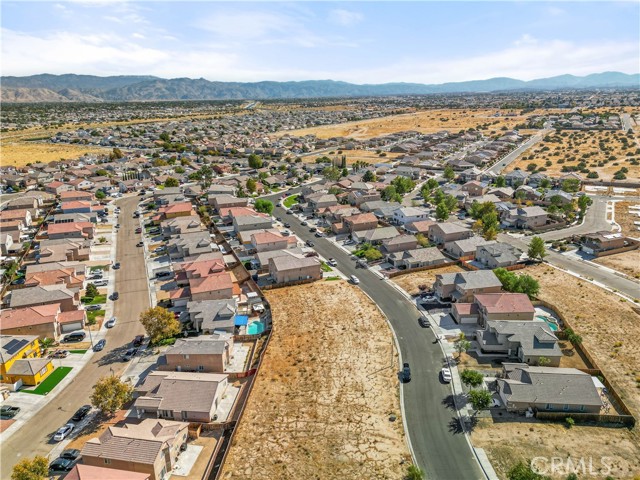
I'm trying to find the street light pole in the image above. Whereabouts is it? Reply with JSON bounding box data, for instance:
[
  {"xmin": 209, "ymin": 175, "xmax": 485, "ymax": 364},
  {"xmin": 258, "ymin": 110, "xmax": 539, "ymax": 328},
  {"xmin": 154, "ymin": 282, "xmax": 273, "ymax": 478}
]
[{"xmin": 87, "ymin": 324, "xmax": 94, "ymax": 349}]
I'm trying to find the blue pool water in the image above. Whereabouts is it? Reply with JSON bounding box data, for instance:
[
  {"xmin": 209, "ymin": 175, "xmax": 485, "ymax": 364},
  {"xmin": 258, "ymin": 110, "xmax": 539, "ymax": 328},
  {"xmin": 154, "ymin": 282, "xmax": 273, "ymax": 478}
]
[{"xmin": 537, "ymin": 315, "xmax": 558, "ymax": 331}]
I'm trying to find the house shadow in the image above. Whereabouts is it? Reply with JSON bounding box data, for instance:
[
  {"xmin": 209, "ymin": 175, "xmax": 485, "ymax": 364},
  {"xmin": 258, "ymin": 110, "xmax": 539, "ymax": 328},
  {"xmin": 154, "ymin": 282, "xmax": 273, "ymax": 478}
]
[
  {"xmin": 160, "ymin": 280, "xmax": 178, "ymax": 291},
  {"xmin": 94, "ymin": 345, "xmax": 131, "ymax": 367}
]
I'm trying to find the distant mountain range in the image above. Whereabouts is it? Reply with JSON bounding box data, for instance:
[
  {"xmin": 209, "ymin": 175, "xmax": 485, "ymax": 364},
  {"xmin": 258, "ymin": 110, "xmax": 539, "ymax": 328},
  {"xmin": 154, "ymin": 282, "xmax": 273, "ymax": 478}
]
[{"xmin": 1, "ymin": 72, "xmax": 638, "ymax": 103}]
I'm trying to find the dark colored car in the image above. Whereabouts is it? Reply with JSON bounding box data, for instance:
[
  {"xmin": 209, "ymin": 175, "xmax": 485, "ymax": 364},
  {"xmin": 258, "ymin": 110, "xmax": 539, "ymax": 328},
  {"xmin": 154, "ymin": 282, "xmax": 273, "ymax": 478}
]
[
  {"xmin": 63, "ymin": 332, "xmax": 86, "ymax": 343},
  {"xmin": 0, "ymin": 405, "xmax": 20, "ymax": 419},
  {"xmin": 155, "ymin": 271, "xmax": 173, "ymax": 278},
  {"xmin": 283, "ymin": 223, "xmax": 291, "ymax": 228},
  {"xmin": 71, "ymin": 405, "xmax": 91, "ymax": 422},
  {"xmin": 110, "ymin": 292, "xmax": 119, "ymax": 300},
  {"xmin": 418, "ymin": 317, "xmax": 430, "ymax": 328},
  {"xmin": 122, "ymin": 348, "xmax": 138, "ymax": 361},
  {"xmin": 133, "ymin": 335, "xmax": 145, "ymax": 346},
  {"xmin": 136, "ymin": 241, "xmax": 144, "ymax": 247},
  {"xmin": 60, "ymin": 449, "xmax": 81, "ymax": 461},
  {"xmin": 300, "ymin": 221, "xmax": 308, "ymax": 226},
  {"xmin": 135, "ymin": 227, "xmax": 142, "ymax": 233},
  {"xmin": 113, "ymin": 262, "xmax": 121, "ymax": 269},
  {"xmin": 276, "ymin": 217, "xmax": 282, "ymax": 222},
  {"xmin": 305, "ymin": 240, "xmax": 314, "ymax": 247},
  {"xmin": 11, "ymin": 278, "xmax": 25, "ymax": 285},
  {"xmin": 49, "ymin": 458, "xmax": 74, "ymax": 473},
  {"xmin": 402, "ymin": 363, "xmax": 411, "ymax": 382},
  {"xmin": 93, "ymin": 339, "xmax": 106, "ymax": 352},
  {"xmin": 309, "ymin": 227, "xmax": 316, "ymax": 232}
]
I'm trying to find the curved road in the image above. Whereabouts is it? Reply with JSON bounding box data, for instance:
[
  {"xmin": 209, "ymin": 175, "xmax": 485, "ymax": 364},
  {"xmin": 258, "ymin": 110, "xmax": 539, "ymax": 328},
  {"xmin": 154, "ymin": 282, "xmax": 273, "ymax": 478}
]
[
  {"xmin": 1, "ymin": 195, "xmax": 149, "ymax": 478},
  {"xmin": 266, "ymin": 190, "xmax": 486, "ymax": 480}
]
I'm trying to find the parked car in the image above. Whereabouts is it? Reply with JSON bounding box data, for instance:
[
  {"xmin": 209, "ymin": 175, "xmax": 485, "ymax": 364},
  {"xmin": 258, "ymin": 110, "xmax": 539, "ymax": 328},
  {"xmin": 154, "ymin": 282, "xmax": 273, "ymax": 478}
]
[
  {"xmin": 112, "ymin": 262, "xmax": 121, "ymax": 269},
  {"xmin": 286, "ymin": 209, "xmax": 293, "ymax": 214},
  {"xmin": 305, "ymin": 240, "xmax": 314, "ymax": 247},
  {"xmin": 60, "ymin": 449, "xmax": 81, "ymax": 461},
  {"xmin": 49, "ymin": 458, "xmax": 75, "ymax": 473},
  {"xmin": 71, "ymin": 405, "xmax": 91, "ymax": 422},
  {"xmin": 300, "ymin": 221, "xmax": 308, "ymax": 226},
  {"xmin": 441, "ymin": 367, "xmax": 452, "ymax": 383},
  {"xmin": 63, "ymin": 332, "xmax": 86, "ymax": 343},
  {"xmin": 283, "ymin": 223, "xmax": 291, "ymax": 228},
  {"xmin": 155, "ymin": 271, "xmax": 172, "ymax": 278},
  {"xmin": 105, "ymin": 317, "xmax": 117, "ymax": 328},
  {"xmin": 418, "ymin": 317, "xmax": 430, "ymax": 328},
  {"xmin": 133, "ymin": 335, "xmax": 145, "ymax": 346},
  {"xmin": 350, "ymin": 275, "xmax": 360, "ymax": 285},
  {"xmin": 136, "ymin": 241, "xmax": 144, "ymax": 247},
  {"xmin": 0, "ymin": 405, "xmax": 20, "ymax": 419},
  {"xmin": 85, "ymin": 304, "xmax": 102, "ymax": 311},
  {"xmin": 314, "ymin": 231, "xmax": 324, "ymax": 237},
  {"xmin": 93, "ymin": 339, "xmax": 106, "ymax": 352},
  {"xmin": 110, "ymin": 292, "xmax": 119, "ymax": 300},
  {"xmin": 53, "ymin": 423, "xmax": 75, "ymax": 441},
  {"xmin": 135, "ymin": 227, "xmax": 142, "ymax": 233},
  {"xmin": 48, "ymin": 350, "xmax": 69, "ymax": 359},
  {"xmin": 122, "ymin": 348, "xmax": 138, "ymax": 361},
  {"xmin": 402, "ymin": 363, "xmax": 412, "ymax": 382},
  {"xmin": 93, "ymin": 279, "xmax": 108, "ymax": 287},
  {"xmin": 309, "ymin": 227, "xmax": 316, "ymax": 232},
  {"xmin": 115, "ymin": 224, "xmax": 121, "ymax": 229},
  {"xmin": 327, "ymin": 258, "xmax": 337, "ymax": 267}
]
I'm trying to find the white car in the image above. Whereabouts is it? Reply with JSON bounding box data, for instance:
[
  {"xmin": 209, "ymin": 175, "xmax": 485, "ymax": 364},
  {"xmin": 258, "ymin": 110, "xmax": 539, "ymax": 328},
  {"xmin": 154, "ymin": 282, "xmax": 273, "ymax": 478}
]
[
  {"xmin": 441, "ymin": 367, "xmax": 452, "ymax": 383},
  {"xmin": 93, "ymin": 279, "xmax": 108, "ymax": 287},
  {"xmin": 105, "ymin": 317, "xmax": 117, "ymax": 328},
  {"xmin": 350, "ymin": 275, "xmax": 360, "ymax": 285},
  {"xmin": 53, "ymin": 423, "xmax": 75, "ymax": 442},
  {"xmin": 327, "ymin": 258, "xmax": 337, "ymax": 267}
]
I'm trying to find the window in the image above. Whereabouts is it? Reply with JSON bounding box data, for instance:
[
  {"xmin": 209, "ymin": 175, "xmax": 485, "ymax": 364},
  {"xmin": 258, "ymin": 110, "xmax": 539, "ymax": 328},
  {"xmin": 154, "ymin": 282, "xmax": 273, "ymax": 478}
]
[
  {"xmin": 545, "ymin": 403, "xmax": 552, "ymax": 410},
  {"xmin": 563, "ymin": 404, "xmax": 569, "ymax": 411},
  {"xmin": 197, "ymin": 365, "xmax": 204, "ymax": 372},
  {"xmin": 183, "ymin": 354, "xmax": 189, "ymax": 360},
  {"xmin": 104, "ymin": 459, "xmax": 111, "ymax": 465}
]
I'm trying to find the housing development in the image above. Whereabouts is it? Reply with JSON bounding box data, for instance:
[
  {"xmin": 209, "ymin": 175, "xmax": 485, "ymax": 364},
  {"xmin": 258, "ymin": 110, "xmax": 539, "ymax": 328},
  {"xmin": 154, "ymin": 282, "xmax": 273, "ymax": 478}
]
[{"xmin": 1, "ymin": 86, "xmax": 639, "ymax": 480}]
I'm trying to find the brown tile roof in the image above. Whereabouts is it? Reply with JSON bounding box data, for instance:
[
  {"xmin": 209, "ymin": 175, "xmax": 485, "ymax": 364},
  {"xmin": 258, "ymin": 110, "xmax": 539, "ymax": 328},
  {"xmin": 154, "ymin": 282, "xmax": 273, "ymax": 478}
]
[
  {"xmin": 0, "ymin": 304, "xmax": 61, "ymax": 329},
  {"xmin": 65, "ymin": 464, "xmax": 150, "ymax": 480},
  {"xmin": 474, "ymin": 293, "xmax": 534, "ymax": 314}
]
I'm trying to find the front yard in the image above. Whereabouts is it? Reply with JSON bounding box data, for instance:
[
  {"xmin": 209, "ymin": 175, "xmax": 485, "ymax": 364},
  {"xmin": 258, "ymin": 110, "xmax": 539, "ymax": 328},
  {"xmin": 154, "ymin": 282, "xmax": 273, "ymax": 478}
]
[
  {"xmin": 283, "ymin": 194, "xmax": 299, "ymax": 208},
  {"xmin": 21, "ymin": 367, "xmax": 72, "ymax": 395},
  {"xmin": 391, "ymin": 264, "xmax": 465, "ymax": 295}
]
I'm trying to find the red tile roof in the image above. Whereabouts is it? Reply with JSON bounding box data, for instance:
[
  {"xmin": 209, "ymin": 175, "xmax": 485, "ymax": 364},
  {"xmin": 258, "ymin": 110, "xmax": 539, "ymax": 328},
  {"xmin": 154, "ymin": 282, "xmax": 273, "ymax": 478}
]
[
  {"xmin": 474, "ymin": 293, "xmax": 535, "ymax": 314},
  {"xmin": 0, "ymin": 303, "xmax": 61, "ymax": 329}
]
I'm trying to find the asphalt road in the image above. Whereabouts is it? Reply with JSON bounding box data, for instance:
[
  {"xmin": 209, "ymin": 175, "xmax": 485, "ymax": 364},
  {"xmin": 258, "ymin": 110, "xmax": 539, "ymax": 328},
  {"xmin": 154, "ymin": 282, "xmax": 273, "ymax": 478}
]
[
  {"xmin": 266, "ymin": 192, "xmax": 486, "ymax": 480},
  {"xmin": 484, "ymin": 129, "xmax": 550, "ymax": 175},
  {"xmin": 0, "ymin": 195, "xmax": 149, "ymax": 478}
]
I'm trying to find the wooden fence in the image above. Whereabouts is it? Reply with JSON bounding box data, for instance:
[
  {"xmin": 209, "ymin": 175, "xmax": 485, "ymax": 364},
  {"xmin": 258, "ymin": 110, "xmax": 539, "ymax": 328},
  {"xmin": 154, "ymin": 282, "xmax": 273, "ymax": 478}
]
[
  {"xmin": 592, "ymin": 242, "xmax": 640, "ymax": 258},
  {"xmin": 535, "ymin": 411, "xmax": 635, "ymax": 427},
  {"xmin": 261, "ymin": 277, "xmax": 318, "ymax": 290}
]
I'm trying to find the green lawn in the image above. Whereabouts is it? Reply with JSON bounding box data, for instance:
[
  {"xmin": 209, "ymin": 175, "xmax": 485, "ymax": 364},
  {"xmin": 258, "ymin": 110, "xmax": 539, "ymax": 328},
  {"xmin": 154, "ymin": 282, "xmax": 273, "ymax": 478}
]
[
  {"xmin": 69, "ymin": 350, "xmax": 87, "ymax": 354},
  {"xmin": 22, "ymin": 367, "xmax": 72, "ymax": 395},
  {"xmin": 320, "ymin": 262, "xmax": 333, "ymax": 272},
  {"xmin": 89, "ymin": 265, "xmax": 109, "ymax": 272},
  {"xmin": 86, "ymin": 310, "xmax": 105, "ymax": 323},
  {"xmin": 325, "ymin": 276, "xmax": 341, "ymax": 281},
  {"xmin": 82, "ymin": 294, "xmax": 107, "ymax": 305},
  {"xmin": 283, "ymin": 194, "xmax": 299, "ymax": 208}
]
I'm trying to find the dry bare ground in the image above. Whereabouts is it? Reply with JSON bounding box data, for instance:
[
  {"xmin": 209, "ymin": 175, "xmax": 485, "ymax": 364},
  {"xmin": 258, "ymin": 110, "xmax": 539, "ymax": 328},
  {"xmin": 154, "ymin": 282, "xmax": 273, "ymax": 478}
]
[
  {"xmin": 220, "ymin": 281, "xmax": 410, "ymax": 480},
  {"xmin": 0, "ymin": 142, "xmax": 109, "ymax": 167},
  {"xmin": 281, "ymin": 108, "xmax": 546, "ymax": 140},
  {"xmin": 391, "ymin": 264, "xmax": 465, "ymax": 296},
  {"xmin": 594, "ymin": 250, "xmax": 640, "ymax": 279},
  {"xmin": 505, "ymin": 129, "xmax": 640, "ymax": 181},
  {"xmin": 615, "ymin": 201, "xmax": 640, "ymax": 239},
  {"xmin": 471, "ymin": 420, "xmax": 640, "ymax": 479},
  {"xmin": 526, "ymin": 264, "xmax": 640, "ymax": 416},
  {"xmin": 303, "ymin": 149, "xmax": 402, "ymax": 165}
]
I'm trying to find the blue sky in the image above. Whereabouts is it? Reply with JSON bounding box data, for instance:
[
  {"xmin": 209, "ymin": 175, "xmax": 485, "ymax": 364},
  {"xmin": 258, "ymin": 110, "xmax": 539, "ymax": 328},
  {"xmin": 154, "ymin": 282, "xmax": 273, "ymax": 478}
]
[{"xmin": 2, "ymin": 1, "xmax": 638, "ymax": 83}]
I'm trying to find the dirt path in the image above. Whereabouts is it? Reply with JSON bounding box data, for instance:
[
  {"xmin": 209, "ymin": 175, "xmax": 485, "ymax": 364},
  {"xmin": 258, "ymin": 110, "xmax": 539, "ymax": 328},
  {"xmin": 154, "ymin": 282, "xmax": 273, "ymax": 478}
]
[{"xmin": 220, "ymin": 281, "xmax": 410, "ymax": 480}]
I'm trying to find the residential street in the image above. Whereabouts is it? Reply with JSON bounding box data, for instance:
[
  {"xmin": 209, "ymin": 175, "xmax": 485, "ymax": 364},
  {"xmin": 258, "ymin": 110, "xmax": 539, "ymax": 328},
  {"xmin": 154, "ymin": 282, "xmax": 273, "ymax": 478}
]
[
  {"xmin": 0, "ymin": 195, "xmax": 149, "ymax": 478},
  {"xmin": 265, "ymin": 192, "xmax": 487, "ymax": 480},
  {"xmin": 484, "ymin": 128, "xmax": 550, "ymax": 175}
]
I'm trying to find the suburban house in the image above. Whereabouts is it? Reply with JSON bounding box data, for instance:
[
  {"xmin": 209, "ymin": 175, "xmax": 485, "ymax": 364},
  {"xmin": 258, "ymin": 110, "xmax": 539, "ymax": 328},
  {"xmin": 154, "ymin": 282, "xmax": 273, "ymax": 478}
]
[
  {"xmin": 268, "ymin": 255, "xmax": 322, "ymax": 284},
  {"xmin": 8, "ymin": 284, "xmax": 78, "ymax": 311},
  {"xmin": 353, "ymin": 226, "xmax": 400, "ymax": 245},
  {"xmin": 157, "ymin": 335, "xmax": 233, "ymax": 373},
  {"xmin": 461, "ymin": 180, "xmax": 488, "ymax": 197},
  {"xmin": 186, "ymin": 300, "xmax": 237, "ymax": 334},
  {"xmin": 0, "ymin": 303, "xmax": 83, "ymax": 339},
  {"xmin": 209, "ymin": 194, "xmax": 248, "ymax": 211},
  {"xmin": 343, "ymin": 212, "xmax": 378, "ymax": 233},
  {"xmin": 0, "ymin": 233, "xmax": 15, "ymax": 256},
  {"xmin": 250, "ymin": 230, "xmax": 297, "ymax": 253},
  {"xmin": 391, "ymin": 207, "xmax": 431, "ymax": 225},
  {"xmin": 475, "ymin": 243, "xmax": 523, "ymax": 268},
  {"xmin": 160, "ymin": 215, "xmax": 203, "ymax": 238},
  {"xmin": 387, "ymin": 247, "xmax": 448, "ymax": 270},
  {"xmin": 428, "ymin": 223, "xmax": 473, "ymax": 245},
  {"xmin": 37, "ymin": 240, "xmax": 91, "ymax": 264},
  {"xmin": 24, "ymin": 267, "xmax": 85, "ymax": 291},
  {"xmin": 577, "ymin": 231, "xmax": 629, "ymax": 255},
  {"xmin": 155, "ymin": 202, "xmax": 195, "ymax": 222},
  {"xmin": 444, "ymin": 237, "xmax": 496, "ymax": 259},
  {"xmin": 45, "ymin": 181, "xmax": 74, "ymax": 195},
  {"xmin": 47, "ymin": 222, "xmax": 95, "ymax": 240},
  {"xmin": 433, "ymin": 270, "xmax": 503, "ymax": 302},
  {"xmin": 64, "ymin": 464, "xmax": 150, "ymax": 480},
  {"xmin": 502, "ymin": 206, "xmax": 548, "ymax": 230},
  {"xmin": 133, "ymin": 371, "xmax": 229, "ymax": 423},
  {"xmin": 504, "ymin": 169, "xmax": 529, "ymax": 187},
  {"xmin": 167, "ymin": 232, "xmax": 212, "ymax": 260},
  {"xmin": 0, "ymin": 335, "xmax": 54, "ymax": 386},
  {"xmin": 189, "ymin": 271, "xmax": 238, "ymax": 302},
  {"xmin": 232, "ymin": 214, "xmax": 273, "ymax": 233},
  {"xmin": 307, "ymin": 193, "xmax": 338, "ymax": 212},
  {"xmin": 59, "ymin": 190, "xmax": 94, "ymax": 202},
  {"xmin": 60, "ymin": 201, "xmax": 93, "ymax": 214},
  {"xmin": 0, "ymin": 209, "xmax": 32, "ymax": 227},
  {"xmin": 496, "ymin": 364, "xmax": 603, "ymax": 413},
  {"xmin": 347, "ymin": 189, "xmax": 381, "ymax": 207},
  {"xmin": 452, "ymin": 293, "xmax": 535, "ymax": 325},
  {"xmin": 404, "ymin": 219, "xmax": 436, "ymax": 235},
  {"xmin": 81, "ymin": 419, "xmax": 189, "ymax": 480}
]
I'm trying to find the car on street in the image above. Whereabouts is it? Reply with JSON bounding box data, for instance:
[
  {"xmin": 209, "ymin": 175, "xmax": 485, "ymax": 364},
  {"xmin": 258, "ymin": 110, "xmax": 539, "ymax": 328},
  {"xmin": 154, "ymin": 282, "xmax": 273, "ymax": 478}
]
[
  {"xmin": 60, "ymin": 449, "xmax": 81, "ymax": 461},
  {"xmin": 305, "ymin": 240, "xmax": 314, "ymax": 247},
  {"xmin": 112, "ymin": 262, "xmax": 121, "ymax": 269},
  {"xmin": 418, "ymin": 317, "xmax": 430, "ymax": 328},
  {"xmin": 136, "ymin": 241, "xmax": 144, "ymax": 247},
  {"xmin": 93, "ymin": 339, "xmax": 106, "ymax": 352},
  {"xmin": 283, "ymin": 223, "xmax": 291, "ymax": 228},
  {"xmin": 48, "ymin": 350, "xmax": 69, "ymax": 359},
  {"xmin": 110, "ymin": 292, "xmax": 119, "ymax": 300},
  {"xmin": 276, "ymin": 217, "xmax": 282, "ymax": 222},
  {"xmin": 71, "ymin": 405, "xmax": 91, "ymax": 422},
  {"xmin": 441, "ymin": 367, "xmax": 452, "ymax": 383},
  {"xmin": 301, "ymin": 221, "xmax": 308, "ymax": 226},
  {"xmin": 115, "ymin": 224, "xmax": 120, "ymax": 229},
  {"xmin": 53, "ymin": 423, "xmax": 75, "ymax": 441},
  {"xmin": 135, "ymin": 227, "xmax": 142, "ymax": 233},
  {"xmin": 122, "ymin": 348, "xmax": 138, "ymax": 361},
  {"xmin": 349, "ymin": 275, "xmax": 360, "ymax": 284},
  {"xmin": 327, "ymin": 258, "xmax": 337, "ymax": 267},
  {"xmin": 402, "ymin": 363, "xmax": 412, "ymax": 382},
  {"xmin": 286, "ymin": 209, "xmax": 293, "ymax": 214},
  {"xmin": 314, "ymin": 231, "xmax": 324, "ymax": 237},
  {"xmin": 93, "ymin": 279, "xmax": 108, "ymax": 287},
  {"xmin": 105, "ymin": 317, "xmax": 117, "ymax": 328},
  {"xmin": 49, "ymin": 458, "xmax": 75, "ymax": 473},
  {"xmin": 0, "ymin": 405, "xmax": 20, "ymax": 419},
  {"xmin": 133, "ymin": 335, "xmax": 145, "ymax": 346},
  {"xmin": 85, "ymin": 304, "xmax": 103, "ymax": 311},
  {"xmin": 309, "ymin": 227, "xmax": 316, "ymax": 232}
]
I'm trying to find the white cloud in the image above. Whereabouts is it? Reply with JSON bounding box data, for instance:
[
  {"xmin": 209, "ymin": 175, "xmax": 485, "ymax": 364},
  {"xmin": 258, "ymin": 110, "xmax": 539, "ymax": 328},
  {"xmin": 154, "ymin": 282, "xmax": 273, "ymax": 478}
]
[
  {"xmin": 195, "ymin": 11, "xmax": 295, "ymax": 41},
  {"xmin": 329, "ymin": 9, "xmax": 363, "ymax": 26}
]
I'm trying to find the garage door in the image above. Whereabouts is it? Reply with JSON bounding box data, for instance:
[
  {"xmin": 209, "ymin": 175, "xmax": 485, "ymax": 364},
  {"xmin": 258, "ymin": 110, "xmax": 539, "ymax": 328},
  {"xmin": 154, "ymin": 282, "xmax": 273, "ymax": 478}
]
[{"xmin": 61, "ymin": 322, "xmax": 84, "ymax": 333}]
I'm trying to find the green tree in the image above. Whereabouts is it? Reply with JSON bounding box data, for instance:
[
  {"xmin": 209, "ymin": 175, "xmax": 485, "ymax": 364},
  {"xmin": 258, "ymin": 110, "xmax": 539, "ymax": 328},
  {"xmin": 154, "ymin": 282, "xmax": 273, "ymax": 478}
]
[
  {"xmin": 193, "ymin": 164, "xmax": 213, "ymax": 190},
  {"xmin": 454, "ymin": 333, "xmax": 471, "ymax": 359},
  {"xmin": 432, "ymin": 188, "xmax": 445, "ymax": 205},
  {"xmin": 467, "ymin": 389, "xmax": 492, "ymax": 411},
  {"xmin": 11, "ymin": 455, "xmax": 49, "ymax": 480},
  {"xmin": 174, "ymin": 166, "xmax": 185, "ymax": 174},
  {"xmin": 495, "ymin": 176, "xmax": 506, "ymax": 188},
  {"xmin": 164, "ymin": 177, "xmax": 179, "ymax": 188},
  {"xmin": 139, "ymin": 306, "xmax": 181, "ymax": 345},
  {"xmin": 577, "ymin": 194, "xmax": 591, "ymax": 215},
  {"xmin": 246, "ymin": 178, "xmax": 257, "ymax": 193},
  {"xmin": 159, "ymin": 132, "xmax": 170, "ymax": 142},
  {"xmin": 435, "ymin": 202, "xmax": 449, "ymax": 221},
  {"xmin": 460, "ymin": 369, "xmax": 484, "ymax": 387},
  {"xmin": 248, "ymin": 154, "xmax": 263, "ymax": 169},
  {"xmin": 443, "ymin": 194, "xmax": 458, "ymax": 213},
  {"xmin": 527, "ymin": 236, "xmax": 547, "ymax": 262},
  {"xmin": 538, "ymin": 356, "xmax": 551, "ymax": 367},
  {"xmin": 564, "ymin": 328, "xmax": 583, "ymax": 345},
  {"xmin": 561, "ymin": 178, "xmax": 581, "ymax": 193},
  {"xmin": 415, "ymin": 233, "xmax": 430, "ymax": 248},
  {"xmin": 507, "ymin": 460, "xmax": 549, "ymax": 480},
  {"xmin": 393, "ymin": 176, "xmax": 416, "ymax": 195},
  {"xmin": 494, "ymin": 268, "xmax": 540, "ymax": 299},
  {"xmin": 109, "ymin": 147, "xmax": 124, "ymax": 161},
  {"xmin": 363, "ymin": 247, "xmax": 383, "ymax": 261},
  {"xmin": 322, "ymin": 166, "xmax": 342, "ymax": 181},
  {"xmin": 95, "ymin": 169, "xmax": 109, "ymax": 177},
  {"xmin": 382, "ymin": 185, "xmax": 402, "ymax": 203},
  {"xmin": 254, "ymin": 199, "xmax": 274, "ymax": 215},
  {"xmin": 90, "ymin": 375, "xmax": 134, "ymax": 416},
  {"xmin": 405, "ymin": 464, "xmax": 425, "ymax": 480},
  {"xmin": 443, "ymin": 165, "xmax": 455, "ymax": 181},
  {"xmin": 85, "ymin": 282, "xmax": 99, "ymax": 299},
  {"xmin": 362, "ymin": 170, "xmax": 376, "ymax": 182},
  {"xmin": 95, "ymin": 190, "xmax": 106, "ymax": 200},
  {"xmin": 540, "ymin": 178, "xmax": 551, "ymax": 189}
]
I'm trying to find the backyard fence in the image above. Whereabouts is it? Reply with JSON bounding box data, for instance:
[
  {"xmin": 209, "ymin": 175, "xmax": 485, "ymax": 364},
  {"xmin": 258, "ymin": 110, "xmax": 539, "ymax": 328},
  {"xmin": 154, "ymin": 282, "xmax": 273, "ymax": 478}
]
[
  {"xmin": 386, "ymin": 260, "xmax": 456, "ymax": 278},
  {"xmin": 535, "ymin": 411, "xmax": 635, "ymax": 427}
]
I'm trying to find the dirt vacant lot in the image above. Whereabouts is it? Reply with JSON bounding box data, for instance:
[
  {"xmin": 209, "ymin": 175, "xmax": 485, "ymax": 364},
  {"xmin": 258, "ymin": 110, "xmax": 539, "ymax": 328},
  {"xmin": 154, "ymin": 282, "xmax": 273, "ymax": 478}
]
[
  {"xmin": 506, "ymin": 129, "xmax": 640, "ymax": 181},
  {"xmin": 472, "ymin": 420, "xmax": 640, "ymax": 479},
  {"xmin": 282, "ymin": 108, "xmax": 543, "ymax": 140},
  {"xmin": 0, "ymin": 141, "xmax": 108, "ymax": 167},
  {"xmin": 615, "ymin": 201, "xmax": 640, "ymax": 239},
  {"xmin": 391, "ymin": 264, "xmax": 465, "ymax": 296},
  {"xmin": 303, "ymin": 148, "xmax": 402, "ymax": 165},
  {"xmin": 525, "ymin": 264, "xmax": 640, "ymax": 416},
  {"xmin": 594, "ymin": 249, "xmax": 640, "ymax": 279},
  {"xmin": 220, "ymin": 281, "xmax": 410, "ymax": 480}
]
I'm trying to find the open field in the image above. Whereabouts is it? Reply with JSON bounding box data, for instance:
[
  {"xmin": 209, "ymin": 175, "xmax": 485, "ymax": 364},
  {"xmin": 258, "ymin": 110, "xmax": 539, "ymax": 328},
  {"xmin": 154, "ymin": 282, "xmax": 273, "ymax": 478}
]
[
  {"xmin": 505, "ymin": 129, "xmax": 640, "ymax": 181},
  {"xmin": 0, "ymin": 141, "xmax": 109, "ymax": 167},
  {"xmin": 525, "ymin": 264, "xmax": 640, "ymax": 416},
  {"xmin": 220, "ymin": 281, "xmax": 410, "ymax": 480},
  {"xmin": 280, "ymin": 108, "xmax": 551, "ymax": 140},
  {"xmin": 594, "ymin": 249, "xmax": 640, "ymax": 279},
  {"xmin": 615, "ymin": 201, "xmax": 640, "ymax": 239},
  {"xmin": 391, "ymin": 264, "xmax": 465, "ymax": 296},
  {"xmin": 472, "ymin": 420, "xmax": 640, "ymax": 479},
  {"xmin": 303, "ymin": 148, "xmax": 402, "ymax": 165}
]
